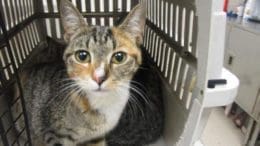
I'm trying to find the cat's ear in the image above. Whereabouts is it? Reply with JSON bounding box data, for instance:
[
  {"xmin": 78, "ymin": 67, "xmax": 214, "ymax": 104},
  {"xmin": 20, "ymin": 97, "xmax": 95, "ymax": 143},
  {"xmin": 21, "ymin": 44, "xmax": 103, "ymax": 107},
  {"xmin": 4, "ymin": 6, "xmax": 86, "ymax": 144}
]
[
  {"xmin": 119, "ymin": 2, "xmax": 146, "ymax": 46},
  {"xmin": 60, "ymin": 0, "xmax": 87, "ymax": 42}
]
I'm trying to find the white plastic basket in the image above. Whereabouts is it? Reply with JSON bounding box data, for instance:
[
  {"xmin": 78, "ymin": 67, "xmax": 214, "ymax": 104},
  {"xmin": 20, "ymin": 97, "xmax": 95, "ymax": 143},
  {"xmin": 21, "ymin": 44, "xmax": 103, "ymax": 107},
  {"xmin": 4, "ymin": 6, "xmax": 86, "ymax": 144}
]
[{"xmin": 0, "ymin": 0, "xmax": 239, "ymax": 146}]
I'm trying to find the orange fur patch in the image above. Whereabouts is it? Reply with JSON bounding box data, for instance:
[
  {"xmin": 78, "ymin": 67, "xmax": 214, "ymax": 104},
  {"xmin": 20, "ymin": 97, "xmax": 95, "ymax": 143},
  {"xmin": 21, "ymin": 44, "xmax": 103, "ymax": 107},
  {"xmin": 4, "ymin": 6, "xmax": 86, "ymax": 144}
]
[
  {"xmin": 112, "ymin": 27, "xmax": 142, "ymax": 64},
  {"xmin": 71, "ymin": 92, "xmax": 90, "ymax": 113},
  {"xmin": 68, "ymin": 62, "xmax": 94, "ymax": 78},
  {"xmin": 67, "ymin": 63, "xmax": 92, "ymax": 112}
]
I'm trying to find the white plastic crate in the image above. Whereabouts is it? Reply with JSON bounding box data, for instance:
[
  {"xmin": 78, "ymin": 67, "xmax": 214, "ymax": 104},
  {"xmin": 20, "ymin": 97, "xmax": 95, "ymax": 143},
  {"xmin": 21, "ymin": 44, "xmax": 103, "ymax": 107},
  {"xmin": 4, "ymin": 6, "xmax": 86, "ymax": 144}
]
[{"xmin": 0, "ymin": 0, "xmax": 239, "ymax": 146}]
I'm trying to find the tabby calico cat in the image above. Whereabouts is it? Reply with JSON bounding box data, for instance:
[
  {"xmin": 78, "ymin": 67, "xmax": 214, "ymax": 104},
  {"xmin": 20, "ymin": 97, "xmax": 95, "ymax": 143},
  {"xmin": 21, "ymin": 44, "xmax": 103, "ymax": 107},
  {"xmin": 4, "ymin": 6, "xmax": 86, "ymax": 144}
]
[{"xmin": 14, "ymin": 0, "xmax": 146, "ymax": 145}]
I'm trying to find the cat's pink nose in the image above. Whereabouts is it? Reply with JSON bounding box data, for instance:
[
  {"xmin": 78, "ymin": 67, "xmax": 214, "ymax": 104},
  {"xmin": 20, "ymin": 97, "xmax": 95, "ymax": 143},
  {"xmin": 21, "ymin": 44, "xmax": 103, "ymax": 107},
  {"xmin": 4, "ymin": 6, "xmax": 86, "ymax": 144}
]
[
  {"xmin": 93, "ymin": 66, "xmax": 107, "ymax": 86},
  {"xmin": 93, "ymin": 75, "xmax": 107, "ymax": 86}
]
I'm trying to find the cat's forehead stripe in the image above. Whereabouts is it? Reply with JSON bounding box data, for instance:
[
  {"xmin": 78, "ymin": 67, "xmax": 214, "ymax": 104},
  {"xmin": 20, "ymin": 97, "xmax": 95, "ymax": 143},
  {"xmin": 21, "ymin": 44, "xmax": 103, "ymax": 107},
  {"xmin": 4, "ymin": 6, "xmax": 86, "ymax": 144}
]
[
  {"xmin": 87, "ymin": 26, "xmax": 116, "ymax": 49},
  {"xmin": 71, "ymin": 26, "xmax": 116, "ymax": 50}
]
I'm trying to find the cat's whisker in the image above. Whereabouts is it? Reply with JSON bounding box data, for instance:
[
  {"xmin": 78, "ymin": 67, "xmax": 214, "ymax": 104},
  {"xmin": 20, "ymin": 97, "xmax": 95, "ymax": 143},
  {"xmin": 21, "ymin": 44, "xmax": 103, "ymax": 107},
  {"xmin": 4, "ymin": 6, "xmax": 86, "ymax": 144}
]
[
  {"xmin": 113, "ymin": 90, "xmax": 137, "ymax": 123},
  {"xmin": 75, "ymin": 87, "xmax": 87, "ymax": 109},
  {"xmin": 52, "ymin": 80, "xmax": 76, "ymax": 95},
  {"xmin": 52, "ymin": 75, "xmax": 74, "ymax": 83},
  {"xmin": 137, "ymin": 66, "xmax": 149, "ymax": 71},
  {"xmin": 130, "ymin": 85, "xmax": 150, "ymax": 105},
  {"xmin": 58, "ymin": 83, "xmax": 78, "ymax": 94},
  {"xmin": 65, "ymin": 85, "xmax": 82, "ymax": 105},
  {"xmin": 55, "ymin": 79, "xmax": 77, "ymax": 88},
  {"xmin": 129, "ymin": 80, "xmax": 147, "ymax": 89},
  {"xmin": 46, "ymin": 83, "xmax": 78, "ymax": 106},
  {"xmin": 120, "ymin": 83, "xmax": 151, "ymax": 108},
  {"xmin": 129, "ymin": 95, "xmax": 145, "ymax": 118},
  {"xmin": 46, "ymin": 81, "xmax": 81, "ymax": 108},
  {"xmin": 54, "ymin": 78, "xmax": 74, "ymax": 85},
  {"xmin": 128, "ymin": 96, "xmax": 141, "ymax": 120},
  {"xmin": 117, "ymin": 84, "xmax": 145, "ymax": 118},
  {"xmin": 114, "ymin": 90, "xmax": 135, "ymax": 120},
  {"xmin": 124, "ymin": 80, "xmax": 151, "ymax": 101},
  {"xmin": 124, "ymin": 79, "xmax": 148, "ymax": 93},
  {"xmin": 124, "ymin": 87, "xmax": 149, "ymax": 118}
]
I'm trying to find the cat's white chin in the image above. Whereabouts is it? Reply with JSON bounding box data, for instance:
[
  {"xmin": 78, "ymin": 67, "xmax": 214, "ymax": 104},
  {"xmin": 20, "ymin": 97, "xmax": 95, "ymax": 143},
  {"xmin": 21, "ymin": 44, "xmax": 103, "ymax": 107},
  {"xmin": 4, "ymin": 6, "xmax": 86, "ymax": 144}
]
[
  {"xmin": 76, "ymin": 78, "xmax": 130, "ymax": 106},
  {"xmin": 77, "ymin": 78, "xmax": 105, "ymax": 91},
  {"xmin": 88, "ymin": 85, "xmax": 112, "ymax": 95},
  {"xmin": 92, "ymin": 88, "xmax": 109, "ymax": 92},
  {"xmin": 88, "ymin": 89, "xmax": 111, "ymax": 97},
  {"xmin": 87, "ymin": 85, "xmax": 130, "ymax": 110}
]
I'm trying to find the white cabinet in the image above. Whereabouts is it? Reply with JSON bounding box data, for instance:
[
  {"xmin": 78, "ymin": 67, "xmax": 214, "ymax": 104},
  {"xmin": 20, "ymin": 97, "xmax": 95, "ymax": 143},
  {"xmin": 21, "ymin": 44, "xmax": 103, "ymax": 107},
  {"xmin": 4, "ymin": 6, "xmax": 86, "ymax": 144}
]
[
  {"xmin": 225, "ymin": 18, "xmax": 260, "ymax": 121},
  {"xmin": 224, "ymin": 18, "xmax": 260, "ymax": 146}
]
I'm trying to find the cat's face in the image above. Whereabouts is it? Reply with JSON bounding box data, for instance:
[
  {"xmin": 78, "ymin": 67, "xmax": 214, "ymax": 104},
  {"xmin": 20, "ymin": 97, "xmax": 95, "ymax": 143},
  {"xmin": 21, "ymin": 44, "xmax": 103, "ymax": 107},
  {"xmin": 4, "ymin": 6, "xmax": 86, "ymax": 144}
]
[
  {"xmin": 63, "ymin": 26, "xmax": 141, "ymax": 94},
  {"xmin": 60, "ymin": 0, "xmax": 146, "ymax": 97}
]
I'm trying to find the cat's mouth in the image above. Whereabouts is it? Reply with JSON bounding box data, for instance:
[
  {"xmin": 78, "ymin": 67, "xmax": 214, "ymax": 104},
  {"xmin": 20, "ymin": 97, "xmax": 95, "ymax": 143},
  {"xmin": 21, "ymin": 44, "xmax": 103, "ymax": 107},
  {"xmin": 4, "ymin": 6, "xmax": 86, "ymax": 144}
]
[{"xmin": 93, "ymin": 87, "xmax": 109, "ymax": 92}]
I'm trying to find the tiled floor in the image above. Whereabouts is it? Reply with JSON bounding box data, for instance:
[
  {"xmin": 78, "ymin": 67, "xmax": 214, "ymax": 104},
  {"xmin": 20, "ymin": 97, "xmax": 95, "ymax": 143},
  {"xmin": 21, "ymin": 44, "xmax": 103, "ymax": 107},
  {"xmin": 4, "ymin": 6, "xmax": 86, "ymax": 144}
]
[{"xmin": 201, "ymin": 107, "xmax": 244, "ymax": 146}]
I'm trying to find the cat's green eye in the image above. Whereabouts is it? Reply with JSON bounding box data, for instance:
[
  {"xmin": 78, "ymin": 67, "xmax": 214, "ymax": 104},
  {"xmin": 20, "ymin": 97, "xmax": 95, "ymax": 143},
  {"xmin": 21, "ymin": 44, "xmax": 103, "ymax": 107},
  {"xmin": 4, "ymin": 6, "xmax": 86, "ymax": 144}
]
[
  {"xmin": 112, "ymin": 52, "xmax": 127, "ymax": 64},
  {"xmin": 75, "ymin": 50, "xmax": 91, "ymax": 63}
]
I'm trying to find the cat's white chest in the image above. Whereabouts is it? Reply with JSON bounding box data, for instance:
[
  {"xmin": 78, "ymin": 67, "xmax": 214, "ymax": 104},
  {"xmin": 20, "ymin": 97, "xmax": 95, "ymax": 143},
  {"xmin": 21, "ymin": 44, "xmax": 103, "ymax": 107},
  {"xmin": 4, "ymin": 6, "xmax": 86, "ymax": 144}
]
[
  {"xmin": 77, "ymin": 88, "xmax": 129, "ymax": 142},
  {"xmin": 99, "ymin": 98, "xmax": 127, "ymax": 129},
  {"xmin": 91, "ymin": 89, "xmax": 129, "ymax": 131}
]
